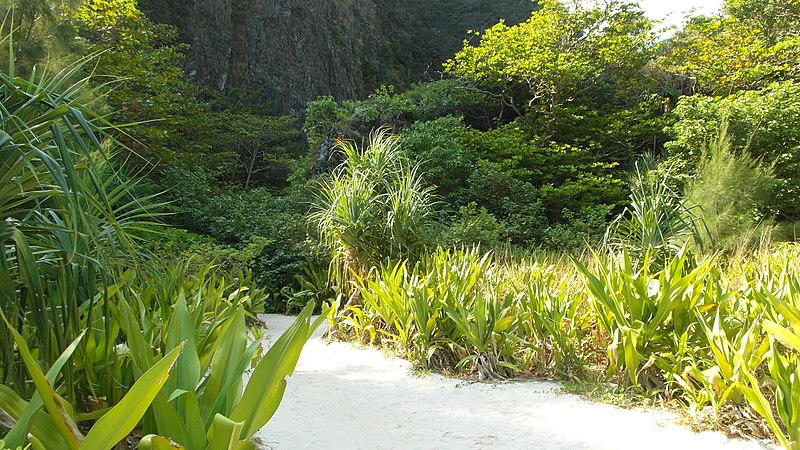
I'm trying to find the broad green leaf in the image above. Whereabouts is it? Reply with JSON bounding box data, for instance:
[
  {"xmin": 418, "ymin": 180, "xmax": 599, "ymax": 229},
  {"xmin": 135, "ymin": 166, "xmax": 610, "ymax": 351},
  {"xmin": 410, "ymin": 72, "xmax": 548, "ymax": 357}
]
[
  {"xmin": 80, "ymin": 342, "xmax": 185, "ymax": 449},
  {"xmin": 206, "ymin": 413, "xmax": 245, "ymax": 450},
  {"xmin": 200, "ymin": 308, "xmax": 248, "ymax": 426},
  {"xmin": 230, "ymin": 301, "xmax": 326, "ymax": 439},
  {"xmin": 0, "ymin": 385, "xmax": 68, "ymax": 450},
  {"xmin": 139, "ymin": 435, "xmax": 185, "ymax": 450},
  {"xmin": 1, "ymin": 311, "xmax": 83, "ymax": 450},
  {"xmin": 5, "ymin": 331, "xmax": 86, "ymax": 447},
  {"xmin": 764, "ymin": 320, "xmax": 800, "ymax": 353},
  {"xmin": 165, "ymin": 294, "xmax": 205, "ymax": 450}
]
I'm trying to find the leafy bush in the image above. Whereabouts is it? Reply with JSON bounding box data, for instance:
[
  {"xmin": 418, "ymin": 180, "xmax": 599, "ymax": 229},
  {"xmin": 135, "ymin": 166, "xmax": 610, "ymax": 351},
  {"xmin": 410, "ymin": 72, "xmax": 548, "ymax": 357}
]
[
  {"xmin": 400, "ymin": 116, "xmax": 474, "ymax": 206},
  {"xmin": 666, "ymin": 81, "xmax": 800, "ymax": 221},
  {"xmin": 440, "ymin": 203, "xmax": 506, "ymax": 249},
  {"xmin": 577, "ymin": 251, "xmax": 714, "ymax": 389},
  {"xmin": 0, "ymin": 262, "xmax": 324, "ymax": 449},
  {"xmin": 190, "ymin": 187, "xmax": 310, "ymax": 308},
  {"xmin": 542, "ymin": 205, "xmax": 614, "ymax": 252},
  {"xmin": 462, "ymin": 123, "xmax": 627, "ymax": 220},
  {"xmin": 466, "ymin": 160, "xmax": 547, "ymax": 246}
]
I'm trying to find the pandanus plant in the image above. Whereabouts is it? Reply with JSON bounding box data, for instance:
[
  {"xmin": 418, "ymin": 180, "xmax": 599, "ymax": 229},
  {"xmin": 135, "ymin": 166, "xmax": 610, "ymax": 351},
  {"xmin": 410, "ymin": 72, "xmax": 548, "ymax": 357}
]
[
  {"xmin": 0, "ymin": 31, "xmax": 325, "ymax": 449},
  {"xmin": 308, "ymin": 127, "xmax": 435, "ymax": 300}
]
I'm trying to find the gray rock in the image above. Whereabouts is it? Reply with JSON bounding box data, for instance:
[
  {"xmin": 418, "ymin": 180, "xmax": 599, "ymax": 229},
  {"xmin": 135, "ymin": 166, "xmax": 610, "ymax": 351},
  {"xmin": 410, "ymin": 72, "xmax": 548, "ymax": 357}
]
[{"xmin": 140, "ymin": 0, "xmax": 535, "ymax": 112}]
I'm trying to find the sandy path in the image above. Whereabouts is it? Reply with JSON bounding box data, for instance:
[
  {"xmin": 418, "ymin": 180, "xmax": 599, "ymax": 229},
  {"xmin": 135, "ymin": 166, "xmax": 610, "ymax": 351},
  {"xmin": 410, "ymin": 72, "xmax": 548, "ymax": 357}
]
[{"xmin": 253, "ymin": 314, "xmax": 772, "ymax": 450}]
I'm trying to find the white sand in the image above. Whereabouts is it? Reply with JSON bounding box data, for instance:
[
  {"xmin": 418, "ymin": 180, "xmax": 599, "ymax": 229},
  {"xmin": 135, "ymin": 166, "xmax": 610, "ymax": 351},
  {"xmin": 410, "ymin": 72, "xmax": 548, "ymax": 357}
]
[{"xmin": 253, "ymin": 314, "xmax": 773, "ymax": 450}]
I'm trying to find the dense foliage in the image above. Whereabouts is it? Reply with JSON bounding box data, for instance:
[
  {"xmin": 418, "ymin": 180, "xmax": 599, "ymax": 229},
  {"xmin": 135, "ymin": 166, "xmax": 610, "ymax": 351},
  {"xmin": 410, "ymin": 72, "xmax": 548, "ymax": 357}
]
[
  {"xmin": 2, "ymin": 0, "xmax": 800, "ymax": 447},
  {"xmin": 0, "ymin": 8, "xmax": 323, "ymax": 449}
]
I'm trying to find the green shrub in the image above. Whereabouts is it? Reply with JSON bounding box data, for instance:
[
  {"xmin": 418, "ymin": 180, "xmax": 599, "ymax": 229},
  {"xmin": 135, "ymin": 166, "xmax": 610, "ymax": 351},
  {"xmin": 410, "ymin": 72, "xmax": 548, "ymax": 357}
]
[
  {"xmin": 542, "ymin": 205, "xmax": 614, "ymax": 252},
  {"xmin": 466, "ymin": 161, "xmax": 547, "ymax": 246},
  {"xmin": 666, "ymin": 81, "xmax": 800, "ymax": 221},
  {"xmin": 338, "ymin": 247, "xmax": 592, "ymax": 380},
  {"xmin": 191, "ymin": 187, "xmax": 310, "ymax": 308},
  {"xmin": 308, "ymin": 128, "xmax": 436, "ymax": 278},
  {"xmin": 441, "ymin": 203, "xmax": 506, "ymax": 249},
  {"xmin": 686, "ymin": 125, "xmax": 777, "ymax": 251},
  {"xmin": 400, "ymin": 116, "xmax": 474, "ymax": 205}
]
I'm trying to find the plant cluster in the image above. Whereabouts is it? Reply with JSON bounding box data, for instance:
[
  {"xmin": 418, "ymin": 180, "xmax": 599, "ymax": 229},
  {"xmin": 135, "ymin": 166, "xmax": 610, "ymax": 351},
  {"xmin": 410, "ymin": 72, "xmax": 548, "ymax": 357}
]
[
  {"xmin": 0, "ymin": 43, "xmax": 323, "ymax": 448},
  {"xmin": 335, "ymin": 247, "xmax": 590, "ymax": 381},
  {"xmin": 330, "ymin": 239, "xmax": 800, "ymax": 448}
]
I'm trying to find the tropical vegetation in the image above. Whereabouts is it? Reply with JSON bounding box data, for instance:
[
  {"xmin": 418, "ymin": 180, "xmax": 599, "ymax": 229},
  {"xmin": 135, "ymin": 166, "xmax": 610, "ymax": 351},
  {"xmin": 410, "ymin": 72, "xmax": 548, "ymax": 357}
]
[{"xmin": 2, "ymin": 0, "xmax": 800, "ymax": 448}]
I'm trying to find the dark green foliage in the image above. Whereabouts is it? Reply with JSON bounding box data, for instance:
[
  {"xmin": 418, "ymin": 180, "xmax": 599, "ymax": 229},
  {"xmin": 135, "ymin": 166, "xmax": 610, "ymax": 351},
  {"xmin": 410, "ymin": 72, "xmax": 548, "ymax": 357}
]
[
  {"xmin": 465, "ymin": 161, "xmax": 547, "ymax": 246},
  {"xmin": 461, "ymin": 123, "xmax": 627, "ymax": 220},
  {"xmin": 542, "ymin": 205, "xmax": 614, "ymax": 252},
  {"xmin": 441, "ymin": 203, "xmax": 506, "ymax": 249},
  {"xmin": 212, "ymin": 113, "xmax": 301, "ymax": 190},
  {"xmin": 400, "ymin": 116, "xmax": 474, "ymax": 205},
  {"xmin": 74, "ymin": 0, "xmax": 214, "ymax": 173},
  {"xmin": 191, "ymin": 187, "xmax": 310, "ymax": 308}
]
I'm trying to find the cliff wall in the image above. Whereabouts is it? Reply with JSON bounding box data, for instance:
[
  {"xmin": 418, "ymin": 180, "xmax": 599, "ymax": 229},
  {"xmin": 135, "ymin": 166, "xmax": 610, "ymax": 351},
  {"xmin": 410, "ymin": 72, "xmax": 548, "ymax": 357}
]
[{"xmin": 141, "ymin": 0, "xmax": 535, "ymax": 111}]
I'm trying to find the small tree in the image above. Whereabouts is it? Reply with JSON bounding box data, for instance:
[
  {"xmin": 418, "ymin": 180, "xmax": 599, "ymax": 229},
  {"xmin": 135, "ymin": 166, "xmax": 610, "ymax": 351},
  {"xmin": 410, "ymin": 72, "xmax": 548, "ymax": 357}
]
[
  {"xmin": 604, "ymin": 158, "xmax": 700, "ymax": 265},
  {"xmin": 686, "ymin": 124, "xmax": 776, "ymax": 251},
  {"xmin": 445, "ymin": 0, "xmax": 654, "ymax": 136}
]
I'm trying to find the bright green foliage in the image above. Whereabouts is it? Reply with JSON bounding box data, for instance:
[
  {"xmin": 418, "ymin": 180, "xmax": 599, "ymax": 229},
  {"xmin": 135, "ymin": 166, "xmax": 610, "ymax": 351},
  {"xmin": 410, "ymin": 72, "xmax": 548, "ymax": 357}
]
[
  {"xmin": 341, "ymin": 247, "xmax": 592, "ymax": 380},
  {"xmin": 462, "ymin": 124, "xmax": 627, "ymax": 218},
  {"xmin": 659, "ymin": 0, "xmax": 800, "ymax": 95},
  {"xmin": 0, "ymin": 310, "xmax": 184, "ymax": 450},
  {"xmin": 304, "ymin": 95, "xmax": 343, "ymax": 150},
  {"xmin": 399, "ymin": 116, "xmax": 474, "ymax": 205},
  {"xmin": 577, "ymin": 251, "xmax": 714, "ymax": 389},
  {"xmin": 446, "ymin": 0, "xmax": 654, "ymax": 131},
  {"xmin": 130, "ymin": 298, "xmax": 325, "ymax": 450},
  {"xmin": 755, "ymin": 275, "xmax": 800, "ymax": 449},
  {"xmin": 0, "ymin": 0, "xmax": 83, "ymax": 73},
  {"xmin": 515, "ymin": 261, "xmax": 588, "ymax": 378},
  {"xmin": 666, "ymin": 81, "xmax": 800, "ymax": 221},
  {"xmin": 686, "ymin": 126, "xmax": 776, "ymax": 251},
  {"xmin": 0, "ymin": 264, "xmax": 323, "ymax": 449}
]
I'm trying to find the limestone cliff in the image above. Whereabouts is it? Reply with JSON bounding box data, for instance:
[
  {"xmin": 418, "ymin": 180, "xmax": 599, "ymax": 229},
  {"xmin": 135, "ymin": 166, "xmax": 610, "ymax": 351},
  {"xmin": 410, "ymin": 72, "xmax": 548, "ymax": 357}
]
[{"xmin": 140, "ymin": 0, "xmax": 535, "ymax": 111}]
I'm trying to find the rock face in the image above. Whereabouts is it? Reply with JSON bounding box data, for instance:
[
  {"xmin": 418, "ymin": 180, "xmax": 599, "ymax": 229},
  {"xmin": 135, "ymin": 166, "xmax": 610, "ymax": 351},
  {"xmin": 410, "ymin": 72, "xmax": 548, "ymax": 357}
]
[{"xmin": 140, "ymin": 0, "xmax": 535, "ymax": 112}]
